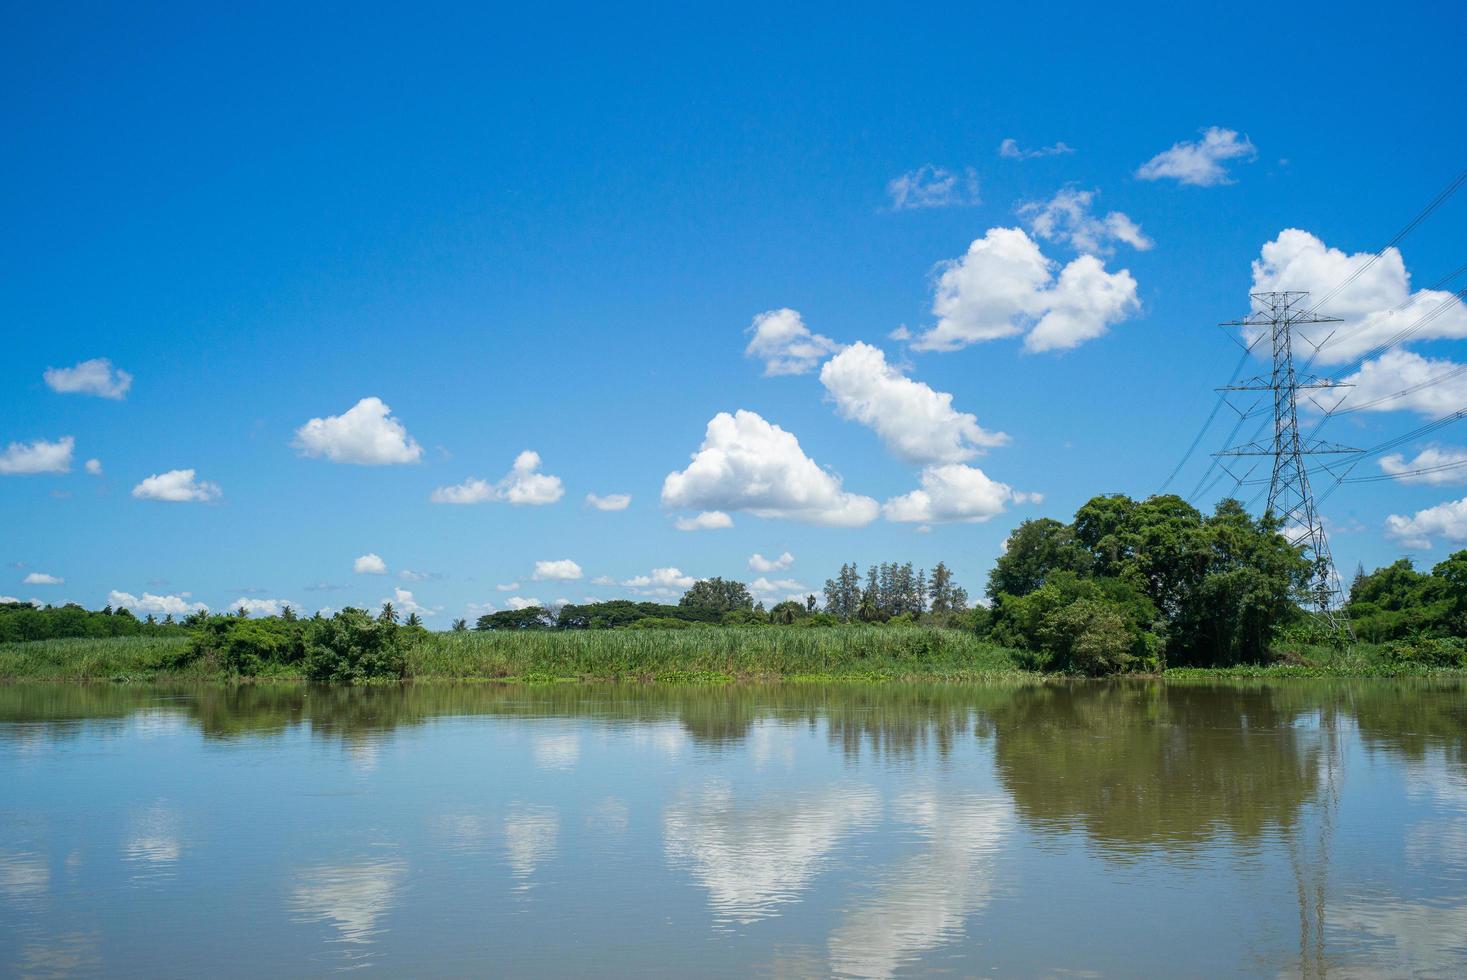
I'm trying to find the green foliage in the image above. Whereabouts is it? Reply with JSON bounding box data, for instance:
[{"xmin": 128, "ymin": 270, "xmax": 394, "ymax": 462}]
[
  {"xmin": 475, "ymin": 607, "xmax": 553, "ymax": 630},
  {"xmin": 679, "ymin": 577, "xmax": 753, "ymax": 615},
  {"xmin": 1384, "ymin": 635, "xmax": 1467, "ymax": 668},
  {"xmin": 186, "ymin": 615, "xmax": 309, "ymax": 676},
  {"xmin": 1345, "ymin": 557, "xmax": 1454, "ymax": 642},
  {"xmin": 304, "ymin": 608, "xmax": 408, "ymax": 683},
  {"xmin": 0, "ymin": 601, "xmax": 185, "ymax": 644}
]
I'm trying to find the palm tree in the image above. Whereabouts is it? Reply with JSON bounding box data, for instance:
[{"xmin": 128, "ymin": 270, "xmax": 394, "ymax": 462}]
[
  {"xmin": 451, "ymin": 618, "xmax": 467, "ymax": 632},
  {"xmin": 405, "ymin": 612, "xmax": 422, "ymax": 628},
  {"xmin": 379, "ymin": 601, "xmax": 398, "ymax": 624}
]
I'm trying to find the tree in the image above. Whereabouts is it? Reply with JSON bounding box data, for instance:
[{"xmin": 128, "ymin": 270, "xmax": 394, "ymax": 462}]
[
  {"xmin": 988, "ymin": 518, "xmax": 1090, "ymax": 600},
  {"xmin": 451, "ymin": 618, "xmax": 468, "ymax": 632},
  {"xmin": 378, "ymin": 602, "xmax": 398, "ymax": 625},
  {"xmin": 404, "ymin": 612, "xmax": 423, "ymax": 628},
  {"xmin": 281, "ymin": 605, "xmax": 298, "ymax": 622},
  {"xmin": 823, "ymin": 563, "xmax": 861, "ymax": 621},
  {"xmin": 679, "ymin": 577, "xmax": 753, "ymax": 615},
  {"xmin": 475, "ymin": 607, "xmax": 552, "ymax": 630}
]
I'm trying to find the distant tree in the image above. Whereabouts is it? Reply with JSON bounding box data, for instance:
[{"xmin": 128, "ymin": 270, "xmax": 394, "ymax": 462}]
[
  {"xmin": 805, "ymin": 594, "xmax": 817, "ymax": 613},
  {"xmin": 823, "ymin": 563, "xmax": 862, "ymax": 621},
  {"xmin": 451, "ymin": 618, "xmax": 468, "ymax": 632},
  {"xmin": 679, "ymin": 577, "xmax": 753, "ymax": 615},
  {"xmin": 475, "ymin": 607, "xmax": 552, "ymax": 630},
  {"xmin": 144, "ymin": 613, "xmax": 156, "ymax": 625},
  {"xmin": 162, "ymin": 613, "xmax": 174, "ymax": 625},
  {"xmin": 404, "ymin": 612, "xmax": 423, "ymax": 628},
  {"xmin": 378, "ymin": 601, "xmax": 398, "ymax": 625},
  {"xmin": 234, "ymin": 605, "xmax": 249, "ymax": 619},
  {"xmin": 770, "ymin": 600, "xmax": 806, "ymax": 625},
  {"xmin": 281, "ymin": 605, "xmax": 298, "ymax": 622}
]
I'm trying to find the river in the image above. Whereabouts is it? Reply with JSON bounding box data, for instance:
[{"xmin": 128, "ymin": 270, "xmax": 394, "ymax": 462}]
[{"xmin": 2, "ymin": 680, "xmax": 1464, "ymax": 977}]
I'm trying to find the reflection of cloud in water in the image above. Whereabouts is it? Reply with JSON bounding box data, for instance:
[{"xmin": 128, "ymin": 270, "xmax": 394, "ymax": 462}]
[
  {"xmin": 531, "ymin": 731, "xmax": 580, "ymax": 771},
  {"xmin": 346, "ymin": 738, "xmax": 382, "ymax": 773},
  {"xmin": 627, "ymin": 722, "xmax": 687, "ymax": 757},
  {"xmin": 828, "ymin": 793, "xmax": 1011, "ymax": 979},
  {"xmin": 664, "ymin": 782, "xmax": 880, "ymax": 924},
  {"xmin": 1330, "ymin": 898, "xmax": 1467, "ymax": 977},
  {"xmin": 0, "ymin": 850, "xmax": 50, "ymax": 901},
  {"xmin": 127, "ymin": 708, "xmax": 189, "ymax": 739},
  {"xmin": 431, "ymin": 812, "xmax": 494, "ymax": 854},
  {"xmin": 504, "ymin": 805, "xmax": 559, "ymax": 881},
  {"xmin": 124, "ymin": 804, "xmax": 182, "ymax": 876},
  {"xmin": 750, "ymin": 719, "xmax": 797, "ymax": 770},
  {"xmin": 586, "ymin": 796, "xmax": 629, "ymax": 835},
  {"xmin": 18, "ymin": 932, "xmax": 100, "ymax": 976},
  {"xmin": 292, "ymin": 858, "xmax": 407, "ymax": 946}
]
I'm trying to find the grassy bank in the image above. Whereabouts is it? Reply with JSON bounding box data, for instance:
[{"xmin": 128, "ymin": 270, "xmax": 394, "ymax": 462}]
[
  {"xmin": 0, "ymin": 626, "xmax": 1029, "ymax": 682},
  {"xmin": 3, "ymin": 628, "xmax": 1464, "ymax": 682}
]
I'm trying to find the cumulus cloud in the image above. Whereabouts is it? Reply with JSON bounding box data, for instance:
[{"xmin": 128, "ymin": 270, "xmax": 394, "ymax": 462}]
[
  {"xmin": 1385, "ymin": 498, "xmax": 1467, "ymax": 550},
  {"xmin": 819, "ymin": 342, "xmax": 1008, "ymax": 464},
  {"xmin": 1341, "ymin": 350, "xmax": 1467, "ymax": 418},
  {"xmin": 0, "ymin": 436, "xmax": 74, "ymax": 475},
  {"xmin": 885, "ymin": 165, "xmax": 980, "ymax": 211},
  {"xmin": 998, "ymin": 137, "xmax": 1074, "ymax": 160},
  {"xmin": 1136, "ymin": 126, "xmax": 1256, "ymax": 186},
  {"xmin": 748, "ymin": 552, "xmax": 794, "ymax": 573},
  {"xmin": 585, "ymin": 493, "xmax": 631, "ymax": 511},
  {"xmin": 229, "ymin": 597, "xmax": 302, "ymax": 617},
  {"xmin": 1019, "ymin": 187, "xmax": 1153, "ymax": 254},
  {"xmin": 354, "ymin": 553, "xmax": 387, "ymax": 575},
  {"xmin": 750, "ymin": 576, "xmax": 806, "ymax": 601},
  {"xmin": 23, "ymin": 573, "xmax": 62, "ymax": 585},
  {"xmin": 1380, "ymin": 447, "xmax": 1467, "ymax": 485},
  {"xmin": 85, "ymin": 458, "xmax": 102, "ymax": 475},
  {"xmin": 882, "ymin": 463, "xmax": 1038, "ymax": 524},
  {"xmin": 505, "ymin": 596, "xmax": 543, "ymax": 610},
  {"xmin": 496, "ymin": 582, "xmax": 520, "ymax": 591},
  {"xmin": 430, "ymin": 451, "xmax": 563, "ymax": 505},
  {"xmin": 533, "ymin": 559, "xmax": 583, "ymax": 581},
  {"xmin": 131, "ymin": 469, "xmax": 221, "ymax": 503},
  {"xmin": 913, "ymin": 227, "xmax": 1139, "ymax": 353},
  {"xmin": 663, "ymin": 410, "xmax": 878, "ymax": 527},
  {"xmin": 1250, "ymin": 230, "xmax": 1467, "ymax": 380},
  {"xmin": 675, "ymin": 510, "xmax": 734, "ymax": 531},
  {"xmin": 384, "ymin": 587, "xmax": 437, "ymax": 618},
  {"xmin": 622, "ymin": 567, "xmax": 697, "ymax": 597},
  {"xmin": 43, "ymin": 358, "xmax": 132, "ymax": 399},
  {"xmin": 109, "ymin": 590, "xmax": 207, "ymax": 617},
  {"xmin": 743, "ymin": 308, "xmax": 841, "ymax": 377},
  {"xmin": 292, "ymin": 396, "xmax": 422, "ymax": 465}
]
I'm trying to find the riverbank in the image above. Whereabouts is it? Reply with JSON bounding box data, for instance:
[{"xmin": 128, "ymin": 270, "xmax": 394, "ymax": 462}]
[{"xmin": 2, "ymin": 628, "xmax": 1464, "ymax": 682}]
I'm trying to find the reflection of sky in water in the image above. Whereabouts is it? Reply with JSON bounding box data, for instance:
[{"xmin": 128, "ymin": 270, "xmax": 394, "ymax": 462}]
[{"xmin": 2, "ymin": 682, "xmax": 1467, "ymax": 976}]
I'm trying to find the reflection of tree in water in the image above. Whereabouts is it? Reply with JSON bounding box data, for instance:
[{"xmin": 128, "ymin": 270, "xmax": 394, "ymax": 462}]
[{"xmin": 990, "ymin": 682, "xmax": 1326, "ymax": 852}]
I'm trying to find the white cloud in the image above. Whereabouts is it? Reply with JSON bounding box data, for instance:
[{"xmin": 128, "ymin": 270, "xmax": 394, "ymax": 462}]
[
  {"xmin": 85, "ymin": 458, "xmax": 102, "ymax": 475},
  {"xmin": 819, "ymin": 342, "xmax": 1008, "ymax": 464},
  {"xmin": 109, "ymin": 590, "xmax": 207, "ymax": 617},
  {"xmin": 1341, "ymin": 350, "xmax": 1467, "ymax": 418},
  {"xmin": 998, "ymin": 138, "xmax": 1074, "ymax": 160},
  {"xmin": 0, "ymin": 596, "xmax": 36, "ymax": 606},
  {"xmin": 1019, "ymin": 187, "xmax": 1153, "ymax": 254},
  {"xmin": 662, "ymin": 410, "xmax": 878, "ymax": 527},
  {"xmin": 229, "ymin": 597, "xmax": 302, "ymax": 617},
  {"xmin": 533, "ymin": 559, "xmax": 583, "ymax": 581},
  {"xmin": 585, "ymin": 492, "xmax": 631, "ymax": 511},
  {"xmin": 131, "ymin": 469, "xmax": 221, "ymax": 503},
  {"xmin": 882, "ymin": 463, "xmax": 1039, "ymax": 525},
  {"xmin": 1136, "ymin": 126, "xmax": 1256, "ymax": 186},
  {"xmin": 23, "ymin": 573, "xmax": 62, "ymax": 585},
  {"xmin": 430, "ymin": 451, "xmax": 563, "ymax": 505},
  {"xmin": 0, "ymin": 436, "xmax": 74, "ymax": 475},
  {"xmin": 885, "ymin": 165, "xmax": 980, "ymax": 211},
  {"xmin": 354, "ymin": 553, "xmax": 387, "ymax": 575},
  {"xmin": 750, "ymin": 576, "xmax": 806, "ymax": 599},
  {"xmin": 743, "ymin": 308, "xmax": 841, "ymax": 377},
  {"xmin": 1385, "ymin": 498, "xmax": 1467, "ymax": 549},
  {"xmin": 384, "ymin": 587, "xmax": 437, "ymax": 618},
  {"xmin": 292, "ymin": 396, "xmax": 422, "ymax": 465},
  {"xmin": 1251, "ymin": 229, "xmax": 1467, "ymax": 368},
  {"xmin": 43, "ymin": 358, "xmax": 132, "ymax": 399},
  {"xmin": 496, "ymin": 582, "xmax": 520, "ymax": 591},
  {"xmin": 397, "ymin": 569, "xmax": 440, "ymax": 582},
  {"xmin": 622, "ymin": 567, "xmax": 697, "ymax": 596},
  {"xmin": 748, "ymin": 552, "xmax": 794, "ymax": 573},
  {"xmin": 675, "ymin": 510, "xmax": 734, "ymax": 531},
  {"xmin": 505, "ymin": 595, "xmax": 543, "ymax": 610},
  {"xmin": 1380, "ymin": 447, "xmax": 1467, "ymax": 485},
  {"xmin": 913, "ymin": 227, "xmax": 1139, "ymax": 353},
  {"xmin": 591, "ymin": 575, "xmax": 614, "ymax": 586}
]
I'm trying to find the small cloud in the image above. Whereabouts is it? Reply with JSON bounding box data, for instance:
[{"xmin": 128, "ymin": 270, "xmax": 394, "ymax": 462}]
[
  {"xmin": 505, "ymin": 596, "xmax": 542, "ymax": 611},
  {"xmin": 585, "ymin": 492, "xmax": 631, "ymax": 511},
  {"xmin": 229, "ymin": 597, "xmax": 302, "ymax": 617},
  {"xmin": 591, "ymin": 575, "xmax": 615, "ymax": 586},
  {"xmin": 496, "ymin": 582, "xmax": 520, "ymax": 592},
  {"xmin": 383, "ymin": 587, "xmax": 438, "ymax": 618},
  {"xmin": 0, "ymin": 436, "xmax": 74, "ymax": 475},
  {"xmin": 998, "ymin": 138, "xmax": 1075, "ymax": 160},
  {"xmin": 744, "ymin": 308, "xmax": 841, "ymax": 377},
  {"xmin": 748, "ymin": 552, "xmax": 794, "ymax": 573},
  {"xmin": 532, "ymin": 559, "xmax": 583, "ymax": 582},
  {"xmin": 44, "ymin": 358, "xmax": 132, "ymax": 399},
  {"xmin": 354, "ymin": 553, "xmax": 388, "ymax": 575},
  {"xmin": 1136, "ymin": 126, "xmax": 1256, "ymax": 186},
  {"xmin": 85, "ymin": 458, "xmax": 103, "ymax": 475},
  {"xmin": 109, "ymin": 590, "xmax": 207, "ymax": 617},
  {"xmin": 431, "ymin": 451, "xmax": 563, "ymax": 506},
  {"xmin": 293, "ymin": 396, "xmax": 422, "ymax": 465},
  {"xmin": 304, "ymin": 581, "xmax": 348, "ymax": 592},
  {"xmin": 885, "ymin": 165, "xmax": 981, "ymax": 211},
  {"xmin": 1018, "ymin": 187, "xmax": 1153, "ymax": 255},
  {"xmin": 675, "ymin": 510, "xmax": 734, "ymax": 531},
  {"xmin": 131, "ymin": 469, "xmax": 221, "ymax": 503},
  {"xmin": 397, "ymin": 569, "xmax": 442, "ymax": 583},
  {"xmin": 622, "ymin": 567, "xmax": 697, "ymax": 596},
  {"xmin": 23, "ymin": 572, "xmax": 63, "ymax": 585}
]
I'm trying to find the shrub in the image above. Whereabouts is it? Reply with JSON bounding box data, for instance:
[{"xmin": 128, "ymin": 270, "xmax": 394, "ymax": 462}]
[
  {"xmin": 304, "ymin": 609, "xmax": 407, "ymax": 683},
  {"xmin": 1385, "ymin": 635, "xmax": 1467, "ymax": 668}
]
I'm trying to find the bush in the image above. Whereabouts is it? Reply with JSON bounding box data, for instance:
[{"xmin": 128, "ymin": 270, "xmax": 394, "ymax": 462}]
[
  {"xmin": 184, "ymin": 615, "xmax": 307, "ymax": 676},
  {"xmin": 304, "ymin": 609, "xmax": 407, "ymax": 683},
  {"xmin": 1385, "ymin": 635, "xmax": 1467, "ymax": 668}
]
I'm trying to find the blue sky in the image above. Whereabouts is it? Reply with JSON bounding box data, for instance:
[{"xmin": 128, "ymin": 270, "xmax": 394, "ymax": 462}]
[{"xmin": 4, "ymin": 2, "xmax": 1466, "ymax": 620}]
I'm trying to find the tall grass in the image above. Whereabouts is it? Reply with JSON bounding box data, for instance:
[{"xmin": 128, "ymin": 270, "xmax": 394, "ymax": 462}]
[{"xmin": 0, "ymin": 634, "xmax": 197, "ymax": 680}]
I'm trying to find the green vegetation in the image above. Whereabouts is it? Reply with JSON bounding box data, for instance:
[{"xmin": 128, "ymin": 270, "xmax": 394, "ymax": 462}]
[{"xmin": 0, "ymin": 600, "xmax": 186, "ymax": 642}]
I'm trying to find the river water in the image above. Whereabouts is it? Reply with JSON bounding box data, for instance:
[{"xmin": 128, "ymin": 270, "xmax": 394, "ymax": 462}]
[{"xmin": 2, "ymin": 680, "xmax": 1465, "ymax": 977}]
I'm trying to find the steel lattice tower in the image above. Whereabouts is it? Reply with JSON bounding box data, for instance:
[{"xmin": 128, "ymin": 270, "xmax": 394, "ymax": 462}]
[{"xmin": 1216, "ymin": 291, "xmax": 1355, "ymax": 632}]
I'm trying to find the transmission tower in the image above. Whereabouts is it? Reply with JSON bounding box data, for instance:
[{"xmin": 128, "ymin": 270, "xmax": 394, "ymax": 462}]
[{"xmin": 1216, "ymin": 291, "xmax": 1356, "ymax": 632}]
